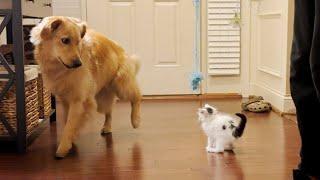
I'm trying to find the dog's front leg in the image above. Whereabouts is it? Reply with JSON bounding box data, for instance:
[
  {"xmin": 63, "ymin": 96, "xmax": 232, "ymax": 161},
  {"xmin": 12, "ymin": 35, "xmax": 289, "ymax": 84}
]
[
  {"xmin": 55, "ymin": 101, "xmax": 84, "ymax": 159},
  {"xmin": 101, "ymin": 113, "xmax": 112, "ymax": 135},
  {"xmin": 61, "ymin": 100, "xmax": 69, "ymax": 123}
]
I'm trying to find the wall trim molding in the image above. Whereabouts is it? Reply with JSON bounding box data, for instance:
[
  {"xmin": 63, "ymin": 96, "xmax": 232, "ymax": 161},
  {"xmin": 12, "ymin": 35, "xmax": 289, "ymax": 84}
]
[
  {"xmin": 255, "ymin": 82, "xmax": 283, "ymax": 97},
  {"xmin": 258, "ymin": 67, "xmax": 281, "ymax": 78},
  {"xmin": 251, "ymin": 83, "xmax": 294, "ymax": 113},
  {"xmin": 258, "ymin": 12, "xmax": 282, "ymax": 18},
  {"xmin": 141, "ymin": 93, "xmax": 242, "ymax": 101}
]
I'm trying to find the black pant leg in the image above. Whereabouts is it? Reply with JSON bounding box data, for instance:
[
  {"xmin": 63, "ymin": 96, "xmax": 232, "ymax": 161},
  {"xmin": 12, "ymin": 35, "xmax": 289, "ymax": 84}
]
[
  {"xmin": 311, "ymin": 1, "xmax": 320, "ymax": 97},
  {"xmin": 291, "ymin": 0, "xmax": 320, "ymax": 176}
]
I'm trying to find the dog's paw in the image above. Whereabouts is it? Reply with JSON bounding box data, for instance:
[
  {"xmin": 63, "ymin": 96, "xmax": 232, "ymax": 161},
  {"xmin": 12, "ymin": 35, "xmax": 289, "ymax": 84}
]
[
  {"xmin": 54, "ymin": 155, "xmax": 64, "ymax": 160},
  {"xmin": 55, "ymin": 152, "xmax": 68, "ymax": 159},
  {"xmin": 55, "ymin": 146, "xmax": 70, "ymax": 158},
  {"xmin": 55, "ymin": 142, "xmax": 72, "ymax": 159},
  {"xmin": 100, "ymin": 128, "xmax": 112, "ymax": 135},
  {"xmin": 131, "ymin": 118, "xmax": 140, "ymax": 129}
]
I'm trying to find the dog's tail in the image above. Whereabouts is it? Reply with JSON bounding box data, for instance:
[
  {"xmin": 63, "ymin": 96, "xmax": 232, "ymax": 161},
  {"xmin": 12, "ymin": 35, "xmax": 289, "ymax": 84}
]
[
  {"xmin": 233, "ymin": 113, "xmax": 247, "ymax": 138},
  {"xmin": 128, "ymin": 55, "xmax": 141, "ymax": 75}
]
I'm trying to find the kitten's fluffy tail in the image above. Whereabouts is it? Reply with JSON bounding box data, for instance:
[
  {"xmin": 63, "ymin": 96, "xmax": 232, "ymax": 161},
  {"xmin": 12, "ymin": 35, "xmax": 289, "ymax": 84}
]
[{"xmin": 233, "ymin": 113, "xmax": 247, "ymax": 138}]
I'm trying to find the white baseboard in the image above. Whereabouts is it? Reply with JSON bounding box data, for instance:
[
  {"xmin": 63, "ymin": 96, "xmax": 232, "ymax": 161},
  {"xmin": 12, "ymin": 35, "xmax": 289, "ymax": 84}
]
[
  {"xmin": 283, "ymin": 95, "xmax": 296, "ymax": 114},
  {"xmin": 251, "ymin": 83, "xmax": 295, "ymax": 113}
]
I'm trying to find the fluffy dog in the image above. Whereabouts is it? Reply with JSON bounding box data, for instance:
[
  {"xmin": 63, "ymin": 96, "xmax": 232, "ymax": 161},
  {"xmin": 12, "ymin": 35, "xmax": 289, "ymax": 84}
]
[{"xmin": 30, "ymin": 16, "xmax": 141, "ymax": 158}]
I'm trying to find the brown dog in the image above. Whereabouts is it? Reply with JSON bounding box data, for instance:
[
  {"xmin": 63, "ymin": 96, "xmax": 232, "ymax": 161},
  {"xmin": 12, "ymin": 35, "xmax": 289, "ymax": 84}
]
[{"xmin": 30, "ymin": 16, "xmax": 141, "ymax": 158}]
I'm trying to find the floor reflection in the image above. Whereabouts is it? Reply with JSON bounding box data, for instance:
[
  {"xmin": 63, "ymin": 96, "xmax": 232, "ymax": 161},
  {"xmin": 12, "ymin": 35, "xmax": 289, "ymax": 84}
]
[{"xmin": 207, "ymin": 151, "xmax": 244, "ymax": 180}]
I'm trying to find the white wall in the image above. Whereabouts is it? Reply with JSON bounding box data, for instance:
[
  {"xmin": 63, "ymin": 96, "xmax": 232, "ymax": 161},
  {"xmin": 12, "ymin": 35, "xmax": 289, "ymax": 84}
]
[
  {"xmin": 52, "ymin": 0, "xmax": 84, "ymax": 19},
  {"xmin": 249, "ymin": 0, "xmax": 294, "ymax": 113}
]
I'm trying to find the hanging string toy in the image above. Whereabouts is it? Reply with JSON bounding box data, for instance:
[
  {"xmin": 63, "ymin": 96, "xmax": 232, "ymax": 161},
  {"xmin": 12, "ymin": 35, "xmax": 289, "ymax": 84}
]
[{"xmin": 190, "ymin": 0, "xmax": 203, "ymax": 91}]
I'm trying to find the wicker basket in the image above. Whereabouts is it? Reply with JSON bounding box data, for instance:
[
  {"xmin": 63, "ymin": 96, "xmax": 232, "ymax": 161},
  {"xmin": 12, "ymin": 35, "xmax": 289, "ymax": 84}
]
[
  {"xmin": 26, "ymin": 65, "xmax": 51, "ymax": 119},
  {"xmin": 0, "ymin": 67, "xmax": 39, "ymax": 136},
  {"xmin": 38, "ymin": 74, "xmax": 51, "ymax": 119}
]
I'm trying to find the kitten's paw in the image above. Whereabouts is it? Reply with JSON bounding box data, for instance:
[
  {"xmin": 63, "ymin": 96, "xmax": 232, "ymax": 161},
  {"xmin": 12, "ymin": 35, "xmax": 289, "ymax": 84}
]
[
  {"xmin": 225, "ymin": 144, "xmax": 234, "ymax": 151},
  {"xmin": 206, "ymin": 147, "xmax": 223, "ymax": 153},
  {"xmin": 206, "ymin": 147, "xmax": 215, "ymax": 153},
  {"xmin": 207, "ymin": 147, "xmax": 224, "ymax": 153}
]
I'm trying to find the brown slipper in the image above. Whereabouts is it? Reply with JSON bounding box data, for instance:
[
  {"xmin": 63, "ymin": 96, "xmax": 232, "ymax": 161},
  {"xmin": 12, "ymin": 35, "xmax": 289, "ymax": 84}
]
[
  {"xmin": 241, "ymin": 95, "xmax": 264, "ymax": 111},
  {"xmin": 246, "ymin": 101, "xmax": 272, "ymax": 113}
]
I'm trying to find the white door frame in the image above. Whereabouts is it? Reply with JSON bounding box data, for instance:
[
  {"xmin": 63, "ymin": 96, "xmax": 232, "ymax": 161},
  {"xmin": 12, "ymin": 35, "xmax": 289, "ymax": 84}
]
[{"xmin": 80, "ymin": 0, "xmax": 87, "ymax": 21}]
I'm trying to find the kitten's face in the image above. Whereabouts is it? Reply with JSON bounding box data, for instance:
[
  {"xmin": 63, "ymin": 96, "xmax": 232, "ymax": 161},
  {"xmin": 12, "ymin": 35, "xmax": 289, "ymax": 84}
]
[{"xmin": 198, "ymin": 104, "xmax": 217, "ymax": 121}]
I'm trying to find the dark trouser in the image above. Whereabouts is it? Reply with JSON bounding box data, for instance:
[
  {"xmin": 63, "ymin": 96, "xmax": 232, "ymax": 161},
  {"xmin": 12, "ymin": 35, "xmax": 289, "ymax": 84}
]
[{"xmin": 291, "ymin": 0, "xmax": 320, "ymax": 176}]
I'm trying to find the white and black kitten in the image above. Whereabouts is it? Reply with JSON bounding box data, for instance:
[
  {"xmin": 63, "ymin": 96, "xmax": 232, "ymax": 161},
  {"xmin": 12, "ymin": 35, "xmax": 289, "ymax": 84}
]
[{"xmin": 198, "ymin": 104, "xmax": 247, "ymax": 153}]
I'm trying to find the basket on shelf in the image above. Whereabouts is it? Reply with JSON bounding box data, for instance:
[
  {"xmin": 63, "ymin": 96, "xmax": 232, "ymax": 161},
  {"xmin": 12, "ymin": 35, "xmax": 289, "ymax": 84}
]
[
  {"xmin": 38, "ymin": 74, "xmax": 51, "ymax": 119},
  {"xmin": 0, "ymin": 66, "xmax": 39, "ymax": 136},
  {"xmin": 0, "ymin": 44, "xmax": 14, "ymax": 64},
  {"xmin": 26, "ymin": 65, "xmax": 51, "ymax": 119}
]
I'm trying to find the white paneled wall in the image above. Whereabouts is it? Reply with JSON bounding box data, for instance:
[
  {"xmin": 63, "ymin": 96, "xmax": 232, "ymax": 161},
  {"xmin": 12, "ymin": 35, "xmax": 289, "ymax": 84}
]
[
  {"xmin": 207, "ymin": 0, "xmax": 241, "ymax": 76},
  {"xmin": 52, "ymin": 0, "xmax": 82, "ymax": 19},
  {"xmin": 249, "ymin": 0, "xmax": 294, "ymax": 113}
]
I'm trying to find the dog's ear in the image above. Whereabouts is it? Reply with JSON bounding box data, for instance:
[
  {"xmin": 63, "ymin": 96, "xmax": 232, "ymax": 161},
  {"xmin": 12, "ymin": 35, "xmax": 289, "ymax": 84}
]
[
  {"xmin": 79, "ymin": 22, "xmax": 87, "ymax": 38},
  {"xmin": 40, "ymin": 19, "xmax": 63, "ymax": 40},
  {"xmin": 30, "ymin": 18, "xmax": 63, "ymax": 45},
  {"xmin": 31, "ymin": 19, "xmax": 63, "ymax": 45},
  {"xmin": 30, "ymin": 17, "xmax": 50, "ymax": 45},
  {"xmin": 50, "ymin": 19, "xmax": 63, "ymax": 32},
  {"xmin": 67, "ymin": 17, "xmax": 87, "ymax": 38}
]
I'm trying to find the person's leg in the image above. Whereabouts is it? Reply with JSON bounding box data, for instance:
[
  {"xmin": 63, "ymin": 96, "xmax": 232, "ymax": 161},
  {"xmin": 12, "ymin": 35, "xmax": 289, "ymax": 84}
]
[{"xmin": 291, "ymin": 0, "xmax": 320, "ymax": 178}]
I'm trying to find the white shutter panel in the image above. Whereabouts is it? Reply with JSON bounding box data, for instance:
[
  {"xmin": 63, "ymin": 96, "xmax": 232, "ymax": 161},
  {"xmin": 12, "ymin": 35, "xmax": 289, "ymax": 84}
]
[{"xmin": 207, "ymin": 0, "xmax": 241, "ymax": 76}]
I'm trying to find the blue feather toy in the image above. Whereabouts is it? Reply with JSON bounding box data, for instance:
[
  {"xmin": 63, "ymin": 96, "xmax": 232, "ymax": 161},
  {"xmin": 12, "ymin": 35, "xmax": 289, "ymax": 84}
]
[
  {"xmin": 190, "ymin": 0, "xmax": 203, "ymax": 91},
  {"xmin": 190, "ymin": 72, "xmax": 203, "ymax": 91}
]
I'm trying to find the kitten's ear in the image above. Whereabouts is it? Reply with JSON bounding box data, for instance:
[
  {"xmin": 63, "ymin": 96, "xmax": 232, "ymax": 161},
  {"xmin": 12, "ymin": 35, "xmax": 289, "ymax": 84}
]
[{"xmin": 212, "ymin": 107, "xmax": 218, "ymax": 114}]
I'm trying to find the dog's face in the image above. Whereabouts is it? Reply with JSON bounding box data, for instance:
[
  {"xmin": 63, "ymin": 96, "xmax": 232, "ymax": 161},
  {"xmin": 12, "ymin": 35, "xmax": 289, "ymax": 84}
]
[{"xmin": 30, "ymin": 16, "xmax": 87, "ymax": 69}]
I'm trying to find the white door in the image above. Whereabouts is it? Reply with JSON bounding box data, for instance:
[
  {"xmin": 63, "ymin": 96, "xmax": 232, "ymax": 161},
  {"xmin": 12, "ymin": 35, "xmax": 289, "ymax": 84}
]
[
  {"xmin": 86, "ymin": 0, "xmax": 196, "ymax": 95},
  {"xmin": 249, "ymin": 0, "xmax": 294, "ymax": 111}
]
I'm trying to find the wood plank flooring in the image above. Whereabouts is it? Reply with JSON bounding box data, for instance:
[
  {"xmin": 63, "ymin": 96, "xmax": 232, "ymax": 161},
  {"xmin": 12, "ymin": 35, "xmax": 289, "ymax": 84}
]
[{"xmin": 0, "ymin": 99, "xmax": 300, "ymax": 180}]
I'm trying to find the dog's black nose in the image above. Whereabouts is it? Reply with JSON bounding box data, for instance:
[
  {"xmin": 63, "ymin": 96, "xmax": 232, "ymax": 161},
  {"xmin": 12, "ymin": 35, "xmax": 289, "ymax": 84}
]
[{"xmin": 72, "ymin": 59, "xmax": 82, "ymax": 68}]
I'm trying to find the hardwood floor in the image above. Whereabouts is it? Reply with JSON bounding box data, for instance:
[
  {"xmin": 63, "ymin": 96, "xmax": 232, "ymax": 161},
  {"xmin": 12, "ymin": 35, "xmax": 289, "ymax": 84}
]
[{"xmin": 0, "ymin": 99, "xmax": 300, "ymax": 180}]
